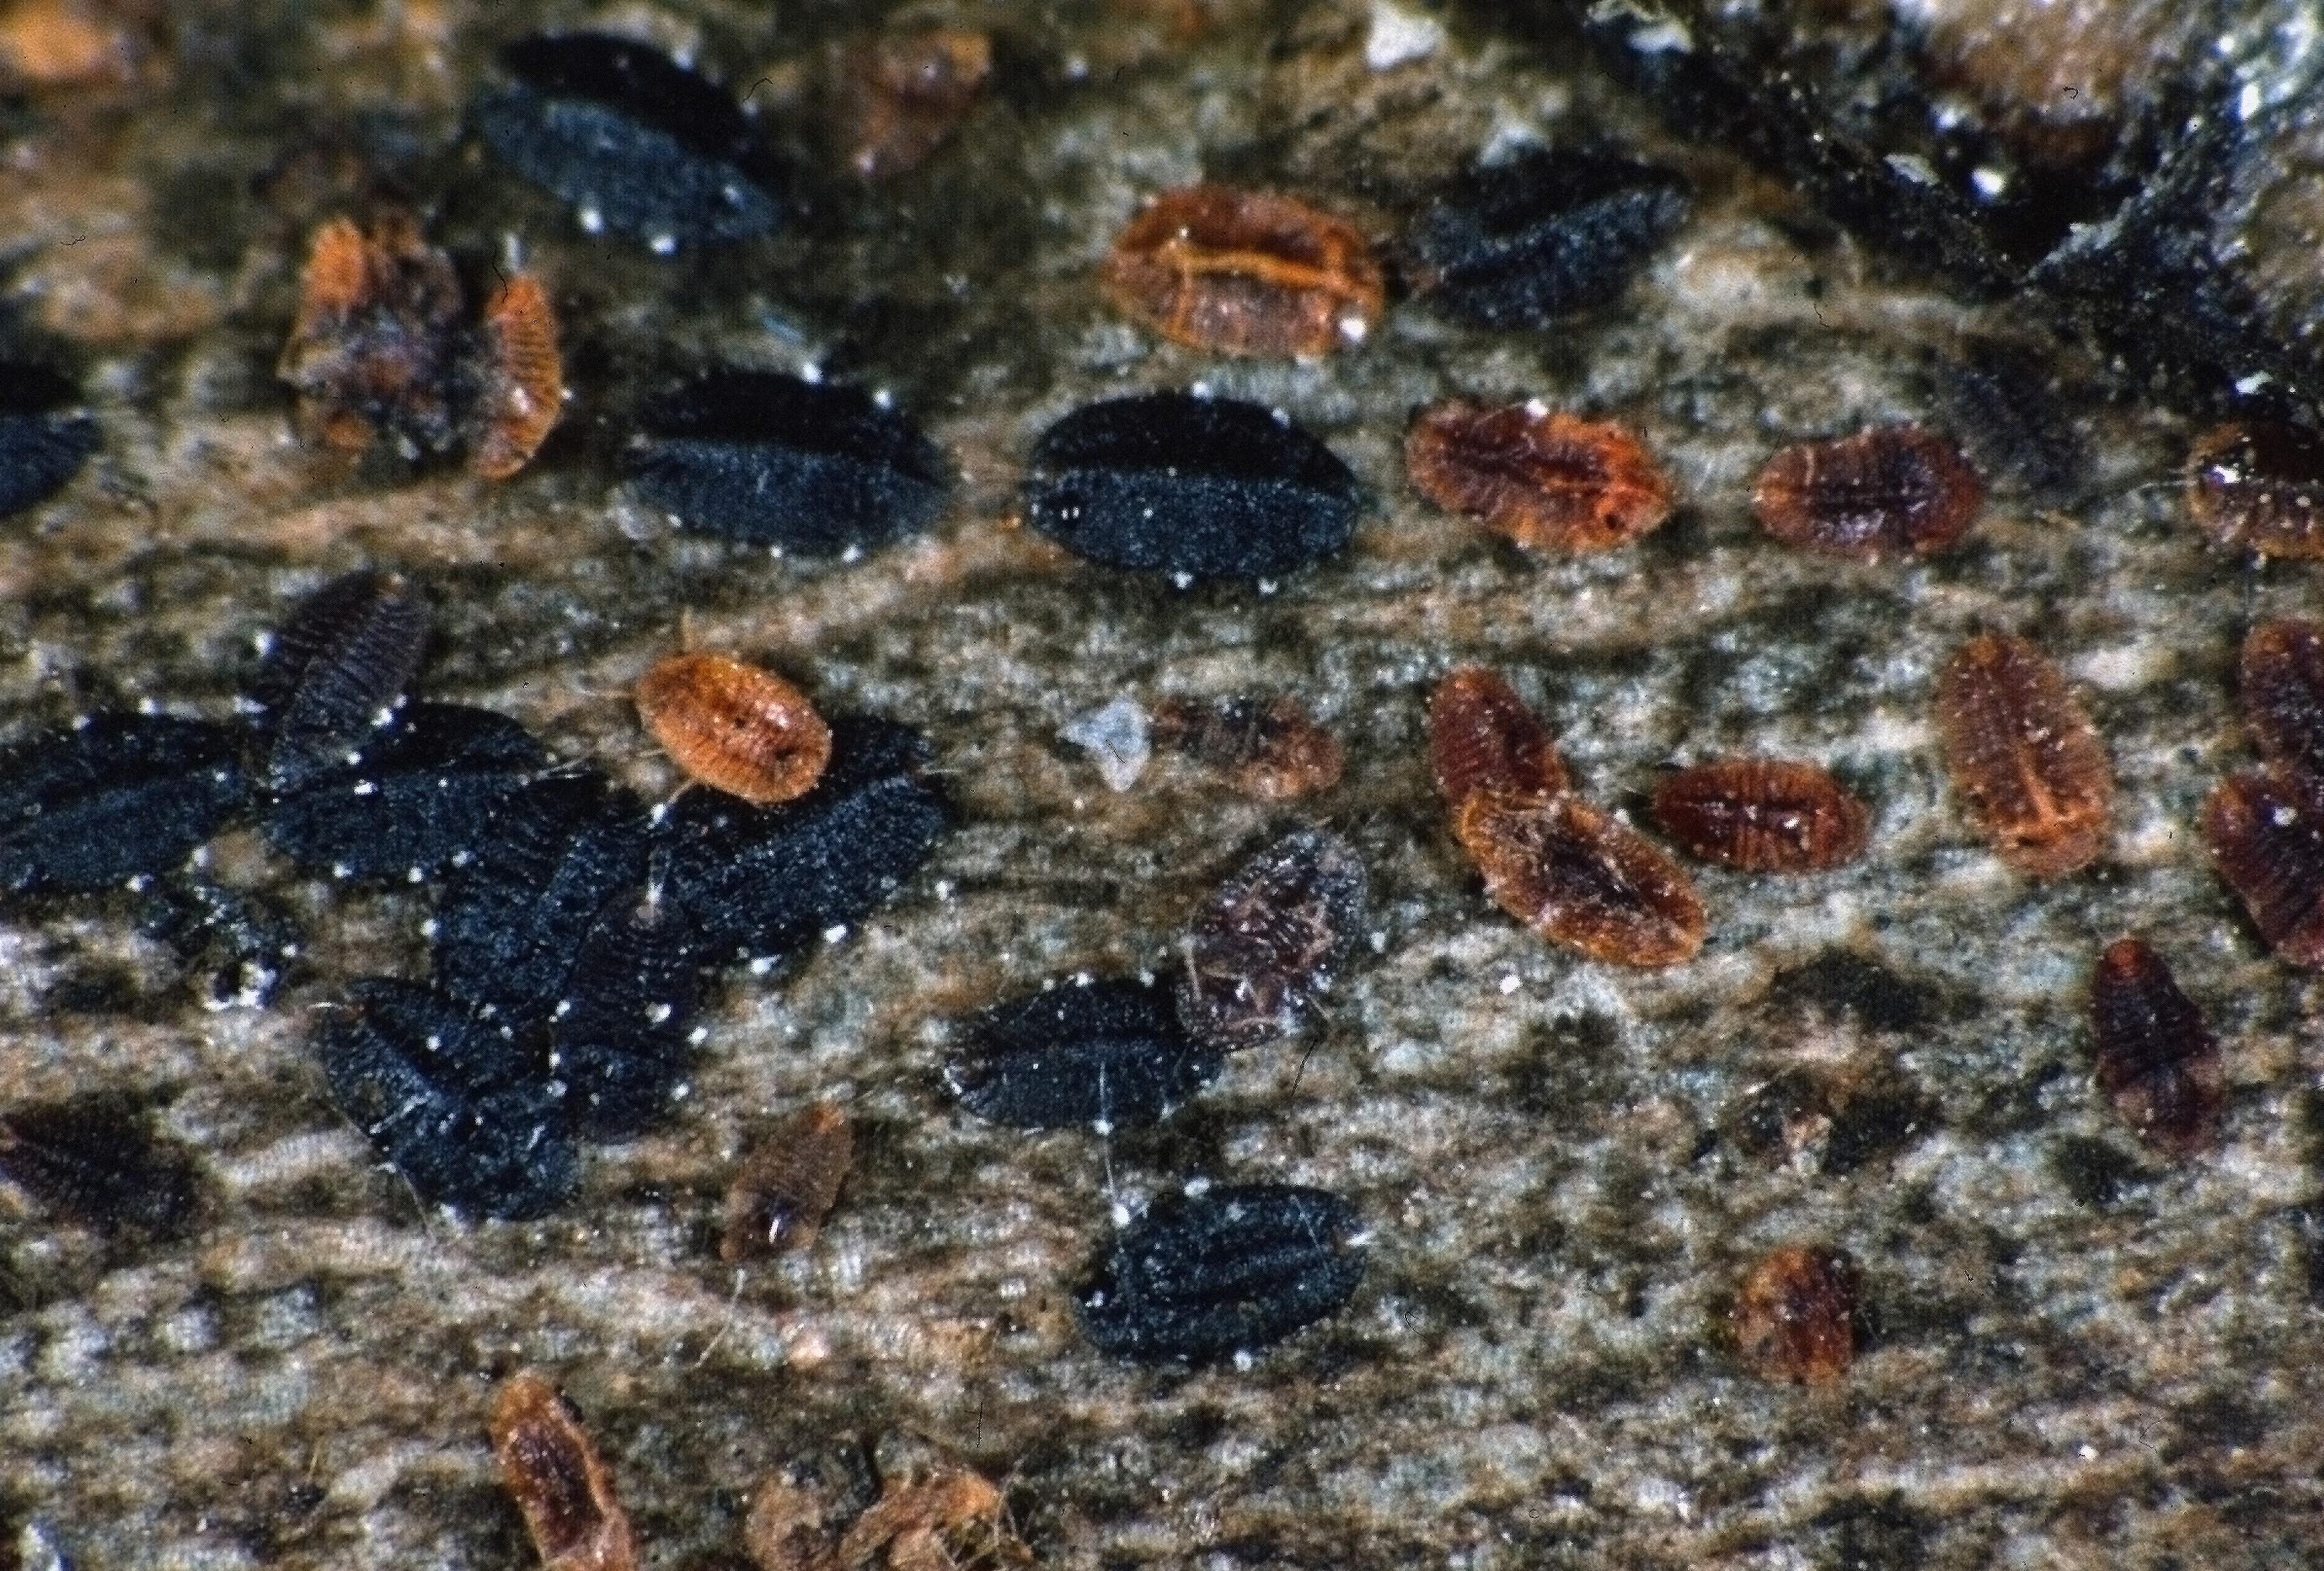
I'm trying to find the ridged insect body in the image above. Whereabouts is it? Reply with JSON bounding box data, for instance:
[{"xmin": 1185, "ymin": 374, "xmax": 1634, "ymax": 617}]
[
  {"xmin": 1406, "ymin": 401, "xmax": 1674, "ymax": 553},
  {"xmin": 1427, "ymin": 666, "xmax": 1569, "ymax": 807},
  {"xmin": 1024, "ymin": 392, "xmax": 1359, "ymax": 582},
  {"xmin": 2089, "ymin": 937, "xmax": 2222, "ymax": 1156},
  {"xmin": 250, "ymin": 570, "xmax": 431, "ymax": 792},
  {"xmin": 1752, "ymin": 424, "xmax": 1984, "ymax": 560},
  {"xmin": 313, "ymin": 979, "xmax": 575, "ymax": 1219},
  {"xmin": 1076, "ymin": 1182, "xmax": 1366, "ymax": 1364},
  {"xmin": 2203, "ymin": 769, "xmax": 2324, "ymax": 967},
  {"xmin": 547, "ymin": 881, "xmax": 702, "ymax": 1139},
  {"xmin": 1404, "ymin": 147, "xmax": 1689, "ymax": 328},
  {"xmin": 476, "ymin": 31, "xmax": 784, "ymax": 248},
  {"xmin": 720, "ymin": 1101, "xmax": 853, "ymax": 1262},
  {"xmin": 635, "ymin": 651, "xmax": 833, "ymax": 806},
  {"xmin": 1650, "ymin": 758, "xmax": 1870, "ymax": 873},
  {"xmin": 624, "ymin": 369, "xmax": 950, "ymax": 554},
  {"xmin": 1934, "ymin": 633, "xmax": 2111, "ymax": 877},
  {"xmin": 946, "ymin": 977, "xmax": 1222, "ymax": 1131},
  {"xmin": 0, "ymin": 362, "xmax": 98, "ymax": 519},
  {"xmin": 1728, "ymin": 1245, "xmax": 1861, "ymax": 1384},
  {"xmin": 1102, "ymin": 184, "xmax": 1384, "ymax": 358},
  {"xmin": 260, "ymin": 702, "xmax": 550, "ymax": 885},
  {"xmin": 0, "ymin": 1095, "xmax": 199, "ymax": 1238},
  {"xmin": 1455, "ymin": 788, "xmax": 1705, "ymax": 967},
  {"xmin": 0, "ymin": 713, "xmax": 250, "ymax": 894},
  {"xmin": 1174, "ymin": 827, "xmax": 1368, "ymax": 1050},
  {"xmin": 656, "ymin": 716, "xmax": 952, "ymax": 962},
  {"xmin": 489, "ymin": 1371, "xmax": 640, "ymax": 1571},
  {"xmin": 1149, "ymin": 695, "xmax": 1342, "ymax": 801},
  {"xmin": 2238, "ymin": 619, "xmax": 2324, "ymax": 780},
  {"xmin": 2187, "ymin": 421, "xmax": 2324, "ymax": 558}
]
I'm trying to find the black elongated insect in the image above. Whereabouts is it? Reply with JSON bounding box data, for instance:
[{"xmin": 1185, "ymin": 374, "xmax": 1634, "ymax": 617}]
[
  {"xmin": 1024, "ymin": 393, "xmax": 1358, "ymax": 582},
  {"xmin": 625, "ymin": 369, "xmax": 950, "ymax": 554},
  {"xmin": 475, "ymin": 31, "xmax": 784, "ymax": 249},
  {"xmin": 945, "ymin": 977, "xmax": 1221, "ymax": 1131}
]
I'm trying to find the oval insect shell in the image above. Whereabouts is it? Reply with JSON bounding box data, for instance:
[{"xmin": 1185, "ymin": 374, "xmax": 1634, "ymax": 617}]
[
  {"xmin": 1427, "ymin": 666, "xmax": 1569, "ymax": 807},
  {"xmin": 1728, "ymin": 1245, "xmax": 1860, "ymax": 1385},
  {"xmin": 1406, "ymin": 401, "xmax": 1673, "ymax": 553},
  {"xmin": 635, "ymin": 652, "xmax": 833, "ymax": 805},
  {"xmin": 2089, "ymin": 936, "xmax": 2223, "ymax": 1156},
  {"xmin": 1454, "ymin": 787, "xmax": 1705, "ymax": 967},
  {"xmin": 1651, "ymin": 758, "xmax": 1871, "ymax": 872},
  {"xmin": 2238, "ymin": 618, "xmax": 2324, "ymax": 780},
  {"xmin": 1934, "ymin": 633, "xmax": 2111, "ymax": 877},
  {"xmin": 2187, "ymin": 421, "xmax": 2324, "ymax": 558},
  {"xmin": 1102, "ymin": 184, "xmax": 1384, "ymax": 358},
  {"xmin": 1751, "ymin": 424, "xmax": 1984, "ymax": 559},
  {"xmin": 2203, "ymin": 768, "xmax": 2324, "ymax": 967}
]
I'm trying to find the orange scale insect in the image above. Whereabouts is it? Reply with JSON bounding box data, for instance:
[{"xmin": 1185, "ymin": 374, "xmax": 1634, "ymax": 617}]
[{"xmin": 635, "ymin": 651, "xmax": 833, "ymax": 806}]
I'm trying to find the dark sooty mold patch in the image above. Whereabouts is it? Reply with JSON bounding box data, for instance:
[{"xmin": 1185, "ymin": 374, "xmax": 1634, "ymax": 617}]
[
  {"xmin": 625, "ymin": 369, "xmax": 950, "ymax": 555},
  {"xmin": 1076, "ymin": 1182, "xmax": 1366, "ymax": 1364},
  {"xmin": 656, "ymin": 716, "xmax": 951, "ymax": 962},
  {"xmin": 314, "ymin": 979, "xmax": 575, "ymax": 1220},
  {"xmin": 1024, "ymin": 393, "xmax": 1359, "ymax": 582},
  {"xmin": 0, "ymin": 364, "xmax": 99, "ymax": 520},
  {"xmin": 431, "ymin": 776, "xmax": 656, "ymax": 1024},
  {"xmin": 946, "ymin": 977, "xmax": 1222, "ymax": 1131},
  {"xmin": 475, "ymin": 31, "xmax": 783, "ymax": 248},
  {"xmin": 0, "ymin": 1095, "xmax": 200, "ymax": 1238},
  {"xmin": 260, "ymin": 703, "xmax": 550, "ymax": 885},
  {"xmin": 0, "ymin": 714, "xmax": 250, "ymax": 895},
  {"xmin": 250, "ymin": 570, "xmax": 431, "ymax": 793},
  {"xmin": 1404, "ymin": 147, "xmax": 1690, "ymax": 329}
]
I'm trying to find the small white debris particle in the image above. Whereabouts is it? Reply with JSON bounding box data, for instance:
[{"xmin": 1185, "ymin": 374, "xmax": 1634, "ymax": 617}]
[
  {"xmin": 822, "ymin": 923, "xmax": 850, "ymax": 944},
  {"xmin": 1499, "ymin": 973, "xmax": 1521, "ymax": 995},
  {"xmin": 1063, "ymin": 695, "xmax": 1151, "ymax": 791},
  {"xmin": 1365, "ymin": 0, "xmax": 1444, "ymax": 71},
  {"xmin": 1970, "ymin": 166, "xmax": 2009, "ymax": 200}
]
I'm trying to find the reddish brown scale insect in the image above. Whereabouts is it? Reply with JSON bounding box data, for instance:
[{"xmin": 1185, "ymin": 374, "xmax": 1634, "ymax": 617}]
[
  {"xmin": 2187, "ymin": 421, "xmax": 2324, "ymax": 558},
  {"xmin": 1175, "ymin": 827, "xmax": 1368, "ymax": 1050},
  {"xmin": 1101, "ymin": 184, "xmax": 1384, "ymax": 358},
  {"xmin": 2203, "ymin": 769, "xmax": 2324, "ymax": 967},
  {"xmin": 2239, "ymin": 619, "xmax": 2324, "ymax": 780},
  {"xmin": 1728, "ymin": 1245, "xmax": 1860, "ymax": 1385},
  {"xmin": 720, "ymin": 1101, "xmax": 853, "ymax": 1262},
  {"xmin": 636, "ymin": 651, "xmax": 833, "ymax": 806},
  {"xmin": 1454, "ymin": 788, "xmax": 1705, "ymax": 967},
  {"xmin": 1427, "ymin": 666, "xmax": 1569, "ymax": 808},
  {"xmin": 1650, "ymin": 758, "xmax": 1870, "ymax": 873},
  {"xmin": 743, "ymin": 1474, "xmax": 830, "ymax": 1571},
  {"xmin": 1934, "ymin": 633, "xmax": 2112, "ymax": 877},
  {"xmin": 1751, "ymin": 423, "xmax": 1984, "ymax": 560},
  {"xmin": 489, "ymin": 1370, "xmax": 640, "ymax": 1571},
  {"xmin": 834, "ymin": 1469, "xmax": 1028, "ymax": 1569},
  {"xmin": 2089, "ymin": 937, "xmax": 2223, "ymax": 1156},
  {"xmin": 1149, "ymin": 694, "xmax": 1343, "ymax": 801},
  {"xmin": 470, "ymin": 271, "xmax": 564, "ymax": 480},
  {"xmin": 831, "ymin": 27, "xmax": 993, "ymax": 180},
  {"xmin": 280, "ymin": 212, "xmax": 464, "ymax": 458},
  {"xmin": 1406, "ymin": 400, "xmax": 1674, "ymax": 553}
]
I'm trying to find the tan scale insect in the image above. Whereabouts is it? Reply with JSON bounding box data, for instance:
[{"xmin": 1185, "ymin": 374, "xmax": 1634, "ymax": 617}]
[{"xmin": 636, "ymin": 651, "xmax": 833, "ymax": 805}]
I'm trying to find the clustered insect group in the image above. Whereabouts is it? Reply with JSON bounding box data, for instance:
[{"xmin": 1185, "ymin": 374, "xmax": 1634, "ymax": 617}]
[{"xmin": 5, "ymin": 13, "xmax": 2322, "ymax": 1559}]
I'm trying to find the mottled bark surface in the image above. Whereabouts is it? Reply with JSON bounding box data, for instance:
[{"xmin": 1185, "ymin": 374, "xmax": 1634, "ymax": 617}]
[{"xmin": 4, "ymin": 2, "xmax": 2324, "ymax": 1566}]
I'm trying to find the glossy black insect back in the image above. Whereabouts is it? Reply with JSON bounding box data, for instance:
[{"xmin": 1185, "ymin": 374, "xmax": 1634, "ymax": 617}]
[
  {"xmin": 1025, "ymin": 393, "xmax": 1359, "ymax": 582},
  {"xmin": 657, "ymin": 716, "xmax": 952, "ymax": 962},
  {"xmin": 1076, "ymin": 1182, "xmax": 1366, "ymax": 1364},
  {"xmin": 0, "ymin": 713, "xmax": 250, "ymax": 894},
  {"xmin": 0, "ymin": 1094, "xmax": 200, "ymax": 1238},
  {"xmin": 946, "ymin": 977, "xmax": 1223, "ymax": 1131},
  {"xmin": 1405, "ymin": 147, "xmax": 1690, "ymax": 329},
  {"xmin": 626, "ymin": 369, "xmax": 951, "ymax": 555},
  {"xmin": 0, "ymin": 363, "xmax": 99, "ymax": 520},
  {"xmin": 476, "ymin": 31, "xmax": 784, "ymax": 248},
  {"xmin": 546, "ymin": 880, "xmax": 703, "ymax": 1139},
  {"xmin": 250, "ymin": 570, "xmax": 432, "ymax": 792},
  {"xmin": 314, "ymin": 979, "xmax": 576, "ymax": 1219}
]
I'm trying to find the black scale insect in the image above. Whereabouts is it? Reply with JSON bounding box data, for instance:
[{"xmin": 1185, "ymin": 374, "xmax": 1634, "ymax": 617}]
[
  {"xmin": 1024, "ymin": 392, "xmax": 1359, "ymax": 582},
  {"xmin": 247, "ymin": 568, "xmax": 431, "ymax": 793},
  {"xmin": 625, "ymin": 368, "xmax": 952, "ymax": 555},
  {"xmin": 1076, "ymin": 1182, "xmax": 1367, "ymax": 1364},
  {"xmin": 474, "ymin": 31, "xmax": 785, "ymax": 249},
  {"xmin": 0, "ymin": 713, "xmax": 249, "ymax": 895},
  {"xmin": 0, "ymin": 363, "xmax": 99, "ymax": 522},
  {"xmin": 314, "ymin": 979, "xmax": 578, "ymax": 1220},
  {"xmin": 945, "ymin": 976, "xmax": 1221, "ymax": 1132},
  {"xmin": 1403, "ymin": 147, "xmax": 1691, "ymax": 329},
  {"xmin": 0, "ymin": 1094, "xmax": 200, "ymax": 1238}
]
